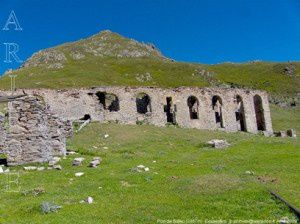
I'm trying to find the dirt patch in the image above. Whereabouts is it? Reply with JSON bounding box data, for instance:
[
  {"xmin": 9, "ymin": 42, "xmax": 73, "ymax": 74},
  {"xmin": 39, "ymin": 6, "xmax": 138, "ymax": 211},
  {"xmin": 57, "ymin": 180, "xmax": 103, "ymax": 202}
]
[
  {"xmin": 257, "ymin": 175, "xmax": 279, "ymax": 184},
  {"xmin": 186, "ymin": 174, "xmax": 242, "ymax": 195}
]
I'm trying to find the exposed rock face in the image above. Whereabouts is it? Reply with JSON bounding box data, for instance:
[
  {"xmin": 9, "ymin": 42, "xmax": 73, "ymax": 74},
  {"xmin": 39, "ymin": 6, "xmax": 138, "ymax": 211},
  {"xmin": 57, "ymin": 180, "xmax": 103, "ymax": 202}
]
[
  {"xmin": 284, "ymin": 64, "xmax": 296, "ymax": 76},
  {"xmin": 0, "ymin": 96, "xmax": 73, "ymax": 166},
  {"xmin": 81, "ymin": 30, "xmax": 164, "ymax": 58},
  {"xmin": 22, "ymin": 49, "xmax": 67, "ymax": 69}
]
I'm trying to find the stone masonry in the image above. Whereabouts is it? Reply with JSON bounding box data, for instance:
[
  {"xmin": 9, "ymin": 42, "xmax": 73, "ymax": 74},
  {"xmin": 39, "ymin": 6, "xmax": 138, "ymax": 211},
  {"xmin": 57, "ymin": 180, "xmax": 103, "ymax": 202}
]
[
  {"xmin": 0, "ymin": 97, "xmax": 72, "ymax": 166},
  {"xmin": 1, "ymin": 86, "xmax": 273, "ymax": 134}
]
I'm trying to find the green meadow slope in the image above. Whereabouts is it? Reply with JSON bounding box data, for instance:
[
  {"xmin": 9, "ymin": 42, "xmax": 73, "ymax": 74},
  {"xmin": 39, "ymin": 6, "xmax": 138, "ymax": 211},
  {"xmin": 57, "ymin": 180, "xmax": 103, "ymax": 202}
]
[
  {"xmin": 0, "ymin": 105, "xmax": 299, "ymax": 223},
  {"xmin": 0, "ymin": 30, "xmax": 299, "ymax": 221},
  {"xmin": 0, "ymin": 30, "xmax": 299, "ymax": 106}
]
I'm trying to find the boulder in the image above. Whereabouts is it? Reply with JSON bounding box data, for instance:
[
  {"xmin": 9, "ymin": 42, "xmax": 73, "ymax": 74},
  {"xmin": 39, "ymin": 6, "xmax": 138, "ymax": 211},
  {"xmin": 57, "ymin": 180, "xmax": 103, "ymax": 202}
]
[
  {"xmin": 53, "ymin": 165, "xmax": 62, "ymax": 170},
  {"xmin": 72, "ymin": 157, "xmax": 85, "ymax": 166},
  {"xmin": 134, "ymin": 165, "xmax": 150, "ymax": 172},
  {"xmin": 89, "ymin": 157, "xmax": 102, "ymax": 168},
  {"xmin": 66, "ymin": 150, "xmax": 77, "ymax": 155},
  {"xmin": 75, "ymin": 172, "xmax": 84, "ymax": 177},
  {"xmin": 24, "ymin": 166, "xmax": 37, "ymax": 171},
  {"xmin": 207, "ymin": 139, "xmax": 230, "ymax": 149},
  {"xmin": 86, "ymin": 196, "xmax": 93, "ymax": 204}
]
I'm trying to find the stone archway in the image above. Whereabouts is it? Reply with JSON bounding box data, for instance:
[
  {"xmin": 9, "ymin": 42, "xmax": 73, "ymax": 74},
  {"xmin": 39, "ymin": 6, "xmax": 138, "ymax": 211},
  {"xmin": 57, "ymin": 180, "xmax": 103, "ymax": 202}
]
[
  {"xmin": 212, "ymin": 95, "xmax": 224, "ymax": 128},
  {"xmin": 136, "ymin": 93, "xmax": 151, "ymax": 114},
  {"xmin": 96, "ymin": 92, "xmax": 120, "ymax": 112},
  {"xmin": 253, "ymin": 95, "xmax": 266, "ymax": 131},
  {"xmin": 235, "ymin": 95, "xmax": 247, "ymax": 132},
  {"xmin": 187, "ymin": 95, "xmax": 199, "ymax": 119}
]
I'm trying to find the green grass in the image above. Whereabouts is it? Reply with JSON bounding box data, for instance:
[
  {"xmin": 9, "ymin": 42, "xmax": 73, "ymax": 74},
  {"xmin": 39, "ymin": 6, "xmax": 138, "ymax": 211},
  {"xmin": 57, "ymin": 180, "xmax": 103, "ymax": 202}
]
[
  {"xmin": 0, "ymin": 104, "xmax": 299, "ymax": 223},
  {"xmin": 1, "ymin": 59, "xmax": 299, "ymax": 100},
  {"xmin": 270, "ymin": 104, "xmax": 300, "ymax": 133}
]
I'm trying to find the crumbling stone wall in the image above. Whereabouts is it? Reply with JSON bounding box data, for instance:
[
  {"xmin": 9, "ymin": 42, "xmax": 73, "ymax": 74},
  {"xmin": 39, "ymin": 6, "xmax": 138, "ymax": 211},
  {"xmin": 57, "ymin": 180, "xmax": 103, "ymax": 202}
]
[
  {"xmin": 3, "ymin": 86, "xmax": 273, "ymax": 134},
  {"xmin": 2, "ymin": 97, "xmax": 72, "ymax": 166}
]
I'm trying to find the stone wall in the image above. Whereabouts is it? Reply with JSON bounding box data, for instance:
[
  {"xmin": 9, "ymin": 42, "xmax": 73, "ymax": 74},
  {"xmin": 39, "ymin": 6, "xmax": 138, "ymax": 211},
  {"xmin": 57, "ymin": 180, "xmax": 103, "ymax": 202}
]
[
  {"xmin": 1, "ymin": 97, "xmax": 72, "ymax": 166},
  {"xmin": 2, "ymin": 86, "xmax": 273, "ymax": 134}
]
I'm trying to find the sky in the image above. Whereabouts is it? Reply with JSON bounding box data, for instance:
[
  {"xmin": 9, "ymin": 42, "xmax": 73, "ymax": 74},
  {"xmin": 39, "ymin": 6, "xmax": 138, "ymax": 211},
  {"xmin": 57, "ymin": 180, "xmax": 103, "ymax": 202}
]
[{"xmin": 0, "ymin": 0, "xmax": 300, "ymax": 75}]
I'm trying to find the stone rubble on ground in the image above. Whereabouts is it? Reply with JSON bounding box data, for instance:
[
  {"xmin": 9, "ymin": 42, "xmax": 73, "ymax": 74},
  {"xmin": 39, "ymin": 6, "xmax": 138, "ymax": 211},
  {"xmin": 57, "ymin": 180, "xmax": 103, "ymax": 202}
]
[
  {"xmin": 104, "ymin": 134, "xmax": 109, "ymax": 139},
  {"xmin": 72, "ymin": 157, "xmax": 85, "ymax": 166},
  {"xmin": 66, "ymin": 150, "xmax": 77, "ymax": 155},
  {"xmin": 24, "ymin": 166, "xmax": 37, "ymax": 171},
  {"xmin": 89, "ymin": 157, "xmax": 102, "ymax": 168},
  {"xmin": 207, "ymin": 139, "xmax": 230, "ymax": 149},
  {"xmin": 134, "ymin": 165, "xmax": 150, "ymax": 172},
  {"xmin": 274, "ymin": 131, "xmax": 287, "ymax": 138},
  {"xmin": 75, "ymin": 172, "xmax": 84, "ymax": 177},
  {"xmin": 53, "ymin": 165, "xmax": 62, "ymax": 170},
  {"xmin": 48, "ymin": 157, "xmax": 61, "ymax": 166},
  {"xmin": 37, "ymin": 167, "xmax": 45, "ymax": 171},
  {"xmin": 262, "ymin": 131, "xmax": 273, "ymax": 137},
  {"xmin": 86, "ymin": 196, "xmax": 93, "ymax": 204}
]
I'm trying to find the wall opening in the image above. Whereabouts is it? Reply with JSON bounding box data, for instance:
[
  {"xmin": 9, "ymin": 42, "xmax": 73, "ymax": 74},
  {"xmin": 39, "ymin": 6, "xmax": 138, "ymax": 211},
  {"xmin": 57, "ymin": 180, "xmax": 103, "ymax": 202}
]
[
  {"xmin": 212, "ymin": 95, "xmax": 224, "ymax": 128},
  {"xmin": 136, "ymin": 93, "xmax": 151, "ymax": 114},
  {"xmin": 0, "ymin": 157, "xmax": 7, "ymax": 166},
  {"xmin": 96, "ymin": 92, "xmax": 120, "ymax": 112},
  {"xmin": 187, "ymin": 96, "xmax": 199, "ymax": 119},
  {"xmin": 254, "ymin": 95, "xmax": 266, "ymax": 131},
  {"xmin": 80, "ymin": 114, "xmax": 91, "ymax": 121},
  {"xmin": 235, "ymin": 95, "xmax": 247, "ymax": 132},
  {"xmin": 164, "ymin": 97, "xmax": 176, "ymax": 124}
]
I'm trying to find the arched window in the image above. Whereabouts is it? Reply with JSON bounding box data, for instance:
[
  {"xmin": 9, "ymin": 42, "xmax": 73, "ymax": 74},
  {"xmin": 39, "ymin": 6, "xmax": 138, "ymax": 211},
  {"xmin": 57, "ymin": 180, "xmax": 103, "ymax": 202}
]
[
  {"xmin": 136, "ymin": 93, "xmax": 151, "ymax": 114},
  {"xmin": 96, "ymin": 92, "xmax": 120, "ymax": 112},
  {"xmin": 187, "ymin": 96, "xmax": 199, "ymax": 119},
  {"xmin": 212, "ymin": 95, "xmax": 224, "ymax": 128},
  {"xmin": 235, "ymin": 95, "xmax": 247, "ymax": 132},
  {"xmin": 253, "ymin": 95, "xmax": 266, "ymax": 131}
]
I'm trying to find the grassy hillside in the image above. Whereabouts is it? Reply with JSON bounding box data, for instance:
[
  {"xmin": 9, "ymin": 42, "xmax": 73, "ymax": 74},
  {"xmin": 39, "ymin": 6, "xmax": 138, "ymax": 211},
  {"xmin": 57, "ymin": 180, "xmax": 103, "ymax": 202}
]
[
  {"xmin": 0, "ymin": 103, "xmax": 299, "ymax": 223},
  {"xmin": 0, "ymin": 31, "xmax": 299, "ymax": 104}
]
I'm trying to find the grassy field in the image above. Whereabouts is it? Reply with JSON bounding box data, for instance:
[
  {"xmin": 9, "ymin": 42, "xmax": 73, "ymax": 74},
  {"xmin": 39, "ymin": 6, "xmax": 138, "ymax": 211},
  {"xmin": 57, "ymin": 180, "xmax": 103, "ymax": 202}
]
[{"xmin": 0, "ymin": 105, "xmax": 299, "ymax": 223}]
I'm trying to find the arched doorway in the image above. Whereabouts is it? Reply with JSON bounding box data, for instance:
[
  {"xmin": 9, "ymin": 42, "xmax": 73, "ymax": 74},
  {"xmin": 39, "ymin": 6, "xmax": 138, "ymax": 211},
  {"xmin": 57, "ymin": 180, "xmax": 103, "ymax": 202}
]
[
  {"xmin": 96, "ymin": 92, "xmax": 120, "ymax": 112},
  {"xmin": 253, "ymin": 95, "xmax": 266, "ymax": 131},
  {"xmin": 235, "ymin": 95, "xmax": 247, "ymax": 132},
  {"xmin": 212, "ymin": 95, "xmax": 224, "ymax": 128},
  {"xmin": 136, "ymin": 93, "xmax": 151, "ymax": 114},
  {"xmin": 187, "ymin": 96, "xmax": 199, "ymax": 119}
]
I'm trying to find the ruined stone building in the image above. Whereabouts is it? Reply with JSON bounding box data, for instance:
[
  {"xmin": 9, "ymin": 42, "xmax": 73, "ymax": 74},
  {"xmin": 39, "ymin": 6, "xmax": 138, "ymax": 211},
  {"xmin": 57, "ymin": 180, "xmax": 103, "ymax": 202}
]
[
  {"xmin": 0, "ymin": 97, "xmax": 72, "ymax": 165},
  {"xmin": 3, "ymin": 86, "xmax": 273, "ymax": 132},
  {"xmin": 0, "ymin": 86, "xmax": 273, "ymax": 165}
]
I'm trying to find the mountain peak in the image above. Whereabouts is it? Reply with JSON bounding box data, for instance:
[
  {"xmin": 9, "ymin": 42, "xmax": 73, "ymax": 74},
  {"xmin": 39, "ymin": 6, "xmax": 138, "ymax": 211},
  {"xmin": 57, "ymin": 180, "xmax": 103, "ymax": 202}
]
[{"xmin": 19, "ymin": 30, "xmax": 167, "ymax": 70}]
